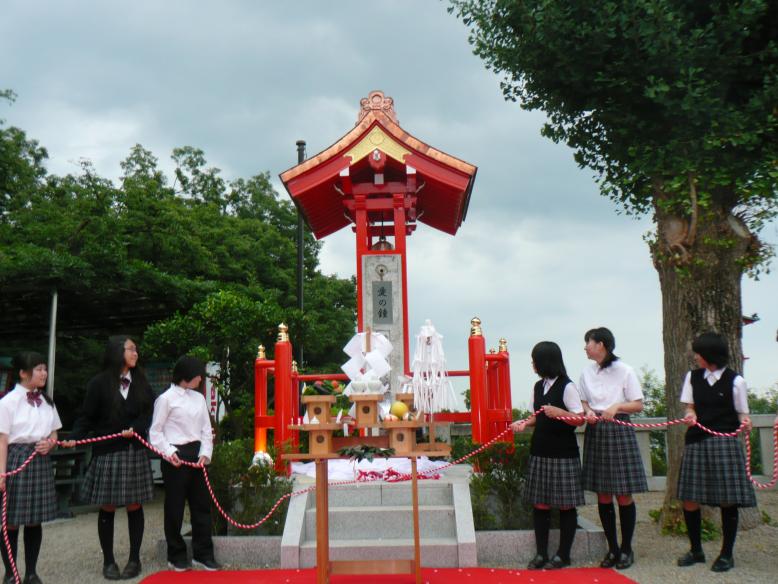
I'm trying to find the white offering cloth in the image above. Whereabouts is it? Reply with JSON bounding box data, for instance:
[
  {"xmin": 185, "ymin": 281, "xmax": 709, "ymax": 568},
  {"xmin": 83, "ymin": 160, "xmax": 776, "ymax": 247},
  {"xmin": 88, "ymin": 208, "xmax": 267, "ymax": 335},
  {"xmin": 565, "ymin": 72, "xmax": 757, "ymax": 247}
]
[{"xmin": 291, "ymin": 456, "xmax": 448, "ymax": 480}]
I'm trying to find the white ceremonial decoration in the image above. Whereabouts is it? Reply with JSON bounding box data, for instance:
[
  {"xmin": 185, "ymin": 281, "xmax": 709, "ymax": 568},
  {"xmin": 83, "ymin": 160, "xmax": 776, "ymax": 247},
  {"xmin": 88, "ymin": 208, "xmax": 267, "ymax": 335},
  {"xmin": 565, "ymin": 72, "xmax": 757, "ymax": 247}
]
[{"xmin": 410, "ymin": 319, "xmax": 458, "ymax": 413}]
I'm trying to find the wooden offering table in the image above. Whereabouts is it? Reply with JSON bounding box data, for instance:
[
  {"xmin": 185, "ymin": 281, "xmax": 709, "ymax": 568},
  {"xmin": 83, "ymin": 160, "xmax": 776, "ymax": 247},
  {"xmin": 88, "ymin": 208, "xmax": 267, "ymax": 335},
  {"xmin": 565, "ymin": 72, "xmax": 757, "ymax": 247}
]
[{"xmin": 283, "ymin": 448, "xmax": 451, "ymax": 584}]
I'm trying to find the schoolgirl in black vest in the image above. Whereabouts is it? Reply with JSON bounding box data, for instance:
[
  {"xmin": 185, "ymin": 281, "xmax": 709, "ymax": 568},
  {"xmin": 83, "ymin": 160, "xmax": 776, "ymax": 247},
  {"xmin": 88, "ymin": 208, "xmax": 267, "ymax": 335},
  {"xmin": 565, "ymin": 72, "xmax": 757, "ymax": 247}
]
[
  {"xmin": 676, "ymin": 332, "xmax": 755, "ymax": 573},
  {"xmin": 0, "ymin": 352, "xmax": 61, "ymax": 584},
  {"xmin": 511, "ymin": 342, "xmax": 585, "ymax": 569},
  {"xmin": 65, "ymin": 337, "xmax": 154, "ymax": 580}
]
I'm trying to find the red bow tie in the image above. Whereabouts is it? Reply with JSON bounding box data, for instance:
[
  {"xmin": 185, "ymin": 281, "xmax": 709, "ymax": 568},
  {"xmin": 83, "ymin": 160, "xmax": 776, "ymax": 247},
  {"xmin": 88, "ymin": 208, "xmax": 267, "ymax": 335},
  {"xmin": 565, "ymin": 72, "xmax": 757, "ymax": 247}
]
[
  {"xmin": 120, "ymin": 377, "xmax": 130, "ymax": 390},
  {"xmin": 26, "ymin": 391, "xmax": 42, "ymax": 407}
]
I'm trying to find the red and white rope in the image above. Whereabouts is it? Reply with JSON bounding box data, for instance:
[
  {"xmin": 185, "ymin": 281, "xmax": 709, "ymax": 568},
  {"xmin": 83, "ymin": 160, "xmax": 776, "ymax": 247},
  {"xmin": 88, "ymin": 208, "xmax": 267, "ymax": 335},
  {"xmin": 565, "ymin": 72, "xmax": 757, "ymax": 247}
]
[{"xmin": 0, "ymin": 410, "xmax": 776, "ymax": 583}]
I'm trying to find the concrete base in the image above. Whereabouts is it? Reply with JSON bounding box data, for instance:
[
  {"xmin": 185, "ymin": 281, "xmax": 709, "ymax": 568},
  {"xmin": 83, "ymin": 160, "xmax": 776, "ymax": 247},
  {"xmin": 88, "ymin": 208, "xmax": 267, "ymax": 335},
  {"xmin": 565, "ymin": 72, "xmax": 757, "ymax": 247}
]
[
  {"xmin": 476, "ymin": 517, "xmax": 607, "ymax": 567},
  {"xmin": 156, "ymin": 535, "xmax": 281, "ymax": 568}
]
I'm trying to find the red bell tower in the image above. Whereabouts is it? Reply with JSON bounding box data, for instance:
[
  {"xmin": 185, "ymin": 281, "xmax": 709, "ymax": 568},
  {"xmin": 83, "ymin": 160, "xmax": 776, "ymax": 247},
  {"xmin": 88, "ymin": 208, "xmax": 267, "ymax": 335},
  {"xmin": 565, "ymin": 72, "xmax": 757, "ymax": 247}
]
[{"xmin": 280, "ymin": 91, "xmax": 477, "ymax": 385}]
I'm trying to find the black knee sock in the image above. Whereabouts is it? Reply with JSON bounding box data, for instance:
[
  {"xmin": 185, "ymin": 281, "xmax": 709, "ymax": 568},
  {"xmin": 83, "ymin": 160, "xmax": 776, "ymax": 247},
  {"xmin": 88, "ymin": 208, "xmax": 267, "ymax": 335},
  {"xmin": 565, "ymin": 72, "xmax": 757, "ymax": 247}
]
[
  {"xmin": 720, "ymin": 506, "xmax": 739, "ymax": 558},
  {"xmin": 533, "ymin": 508, "xmax": 551, "ymax": 558},
  {"xmin": 23, "ymin": 525, "xmax": 42, "ymax": 575},
  {"xmin": 0, "ymin": 527, "xmax": 19, "ymax": 576},
  {"xmin": 98, "ymin": 509, "xmax": 116, "ymax": 566},
  {"xmin": 557, "ymin": 508, "xmax": 578, "ymax": 562},
  {"xmin": 598, "ymin": 502, "xmax": 619, "ymax": 554},
  {"xmin": 619, "ymin": 502, "xmax": 637, "ymax": 554},
  {"xmin": 683, "ymin": 508, "xmax": 702, "ymax": 553},
  {"xmin": 127, "ymin": 507, "xmax": 144, "ymax": 563}
]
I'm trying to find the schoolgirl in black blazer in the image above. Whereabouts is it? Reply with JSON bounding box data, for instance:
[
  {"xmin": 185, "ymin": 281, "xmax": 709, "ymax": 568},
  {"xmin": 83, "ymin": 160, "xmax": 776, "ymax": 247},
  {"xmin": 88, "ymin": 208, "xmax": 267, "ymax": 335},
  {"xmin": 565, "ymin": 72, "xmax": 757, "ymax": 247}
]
[{"xmin": 66, "ymin": 337, "xmax": 155, "ymax": 580}]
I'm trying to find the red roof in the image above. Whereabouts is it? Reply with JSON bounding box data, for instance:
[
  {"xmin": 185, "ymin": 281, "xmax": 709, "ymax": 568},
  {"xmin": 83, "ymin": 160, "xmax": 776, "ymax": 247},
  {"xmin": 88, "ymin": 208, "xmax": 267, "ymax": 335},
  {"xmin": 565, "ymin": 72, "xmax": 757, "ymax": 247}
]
[{"xmin": 279, "ymin": 93, "xmax": 477, "ymax": 240}]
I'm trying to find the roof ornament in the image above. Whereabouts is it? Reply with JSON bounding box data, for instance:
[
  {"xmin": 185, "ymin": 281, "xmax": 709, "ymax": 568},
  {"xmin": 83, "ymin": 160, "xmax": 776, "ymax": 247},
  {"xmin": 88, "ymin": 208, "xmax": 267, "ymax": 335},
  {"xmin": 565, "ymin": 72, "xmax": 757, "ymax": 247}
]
[{"xmin": 357, "ymin": 90, "xmax": 399, "ymax": 125}]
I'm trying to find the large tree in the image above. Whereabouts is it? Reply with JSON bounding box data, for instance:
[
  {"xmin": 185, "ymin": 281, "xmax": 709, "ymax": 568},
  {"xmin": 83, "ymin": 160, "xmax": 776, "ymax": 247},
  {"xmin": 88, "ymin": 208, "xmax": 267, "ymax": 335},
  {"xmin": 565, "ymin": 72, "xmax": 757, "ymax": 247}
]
[{"xmin": 450, "ymin": 0, "xmax": 778, "ymax": 523}]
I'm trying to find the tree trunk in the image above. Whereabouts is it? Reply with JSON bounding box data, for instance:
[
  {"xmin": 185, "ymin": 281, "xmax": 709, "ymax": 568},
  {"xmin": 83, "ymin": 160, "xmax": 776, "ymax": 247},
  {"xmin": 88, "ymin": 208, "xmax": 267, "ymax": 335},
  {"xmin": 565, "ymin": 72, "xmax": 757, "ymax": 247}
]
[{"xmin": 652, "ymin": 190, "xmax": 761, "ymax": 529}]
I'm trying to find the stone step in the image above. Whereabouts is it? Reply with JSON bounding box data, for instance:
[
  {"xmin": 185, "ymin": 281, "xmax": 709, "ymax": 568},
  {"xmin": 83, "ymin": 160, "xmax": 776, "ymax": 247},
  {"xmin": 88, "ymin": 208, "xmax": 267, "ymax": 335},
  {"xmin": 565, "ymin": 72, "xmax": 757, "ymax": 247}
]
[
  {"xmin": 323, "ymin": 482, "xmax": 453, "ymax": 507},
  {"xmin": 299, "ymin": 537, "xmax": 459, "ymax": 568},
  {"xmin": 303, "ymin": 505, "xmax": 456, "ymax": 540}
]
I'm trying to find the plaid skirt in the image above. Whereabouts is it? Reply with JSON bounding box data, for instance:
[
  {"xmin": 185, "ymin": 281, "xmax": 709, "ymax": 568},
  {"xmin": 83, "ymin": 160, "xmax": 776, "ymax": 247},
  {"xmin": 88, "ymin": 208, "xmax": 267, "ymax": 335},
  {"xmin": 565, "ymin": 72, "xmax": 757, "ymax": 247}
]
[
  {"xmin": 81, "ymin": 447, "xmax": 154, "ymax": 506},
  {"xmin": 5, "ymin": 443, "xmax": 57, "ymax": 526},
  {"xmin": 582, "ymin": 415, "xmax": 648, "ymax": 495},
  {"xmin": 677, "ymin": 437, "xmax": 756, "ymax": 507},
  {"xmin": 524, "ymin": 455, "xmax": 585, "ymax": 507}
]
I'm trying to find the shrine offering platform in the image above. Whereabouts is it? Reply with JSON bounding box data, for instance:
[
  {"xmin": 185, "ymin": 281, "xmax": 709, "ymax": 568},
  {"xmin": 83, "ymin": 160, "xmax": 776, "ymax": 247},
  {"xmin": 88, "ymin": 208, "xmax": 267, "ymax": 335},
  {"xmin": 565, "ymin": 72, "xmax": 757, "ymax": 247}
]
[{"xmin": 141, "ymin": 567, "xmax": 637, "ymax": 583}]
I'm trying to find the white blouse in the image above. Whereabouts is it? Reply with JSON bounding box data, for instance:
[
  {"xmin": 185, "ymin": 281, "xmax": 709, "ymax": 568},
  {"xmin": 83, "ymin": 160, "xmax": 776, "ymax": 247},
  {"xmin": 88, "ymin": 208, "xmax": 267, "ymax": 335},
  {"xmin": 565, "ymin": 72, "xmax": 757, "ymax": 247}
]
[
  {"xmin": 0, "ymin": 384, "xmax": 63, "ymax": 444},
  {"xmin": 578, "ymin": 360, "xmax": 643, "ymax": 412},
  {"xmin": 542, "ymin": 377, "xmax": 584, "ymax": 414},
  {"xmin": 149, "ymin": 384, "xmax": 213, "ymax": 462},
  {"xmin": 680, "ymin": 368, "xmax": 749, "ymax": 414}
]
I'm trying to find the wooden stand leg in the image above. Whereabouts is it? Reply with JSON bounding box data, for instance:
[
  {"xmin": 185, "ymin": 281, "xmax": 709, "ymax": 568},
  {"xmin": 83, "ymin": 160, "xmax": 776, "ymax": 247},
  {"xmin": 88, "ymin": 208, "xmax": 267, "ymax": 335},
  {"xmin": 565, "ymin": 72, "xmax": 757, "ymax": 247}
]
[
  {"xmin": 315, "ymin": 459, "xmax": 330, "ymax": 584},
  {"xmin": 411, "ymin": 457, "xmax": 421, "ymax": 584}
]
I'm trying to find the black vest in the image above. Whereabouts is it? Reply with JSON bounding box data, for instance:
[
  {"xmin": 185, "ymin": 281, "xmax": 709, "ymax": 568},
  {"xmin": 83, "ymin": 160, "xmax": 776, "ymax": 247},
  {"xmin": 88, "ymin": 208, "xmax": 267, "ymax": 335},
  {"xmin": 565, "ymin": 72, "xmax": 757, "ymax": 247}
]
[
  {"xmin": 685, "ymin": 368, "xmax": 740, "ymax": 445},
  {"xmin": 531, "ymin": 376, "xmax": 580, "ymax": 458}
]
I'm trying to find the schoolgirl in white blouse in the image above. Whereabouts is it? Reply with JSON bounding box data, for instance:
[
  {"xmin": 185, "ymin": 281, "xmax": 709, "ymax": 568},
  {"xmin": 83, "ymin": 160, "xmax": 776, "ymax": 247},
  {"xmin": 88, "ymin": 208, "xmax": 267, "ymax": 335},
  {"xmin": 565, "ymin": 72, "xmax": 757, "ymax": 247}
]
[
  {"xmin": 0, "ymin": 352, "xmax": 62, "ymax": 584},
  {"xmin": 149, "ymin": 356, "xmax": 219, "ymax": 573}
]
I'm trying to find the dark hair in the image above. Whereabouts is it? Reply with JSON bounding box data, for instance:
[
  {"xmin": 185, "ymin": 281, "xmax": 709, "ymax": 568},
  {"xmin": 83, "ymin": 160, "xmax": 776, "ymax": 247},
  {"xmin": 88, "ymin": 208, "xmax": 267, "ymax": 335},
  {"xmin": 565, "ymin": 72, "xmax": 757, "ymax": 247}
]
[
  {"xmin": 531, "ymin": 341, "xmax": 567, "ymax": 379},
  {"xmin": 12, "ymin": 351, "xmax": 53, "ymax": 404},
  {"xmin": 173, "ymin": 355, "xmax": 206, "ymax": 385},
  {"xmin": 102, "ymin": 335, "xmax": 150, "ymax": 418},
  {"xmin": 584, "ymin": 327, "xmax": 619, "ymax": 368},
  {"xmin": 692, "ymin": 332, "xmax": 729, "ymax": 368}
]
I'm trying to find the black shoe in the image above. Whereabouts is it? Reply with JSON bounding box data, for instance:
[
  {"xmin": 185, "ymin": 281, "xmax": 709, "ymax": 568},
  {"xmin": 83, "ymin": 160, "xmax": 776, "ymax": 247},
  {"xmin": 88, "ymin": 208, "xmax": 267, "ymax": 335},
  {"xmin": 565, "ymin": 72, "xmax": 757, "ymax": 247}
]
[
  {"xmin": 102, "ymin": 563, "xmax": 121, "ymax": 581},
  {"xmin": 600, "ymin": 551, "xmax": 619, "ymax": 568},
  {"xmin": 192, "ymin": 558, "xmax": 221, "ymax": 571},
  {"xmin": 526, "ymin": 554, "xmax": 548, "ymax": 569},
  {"xmin": 615, "ymin": 551, "xmax": 634, "ymax": 570},
  {"xmin": 23, "ymin": 575, "xmax": 43, "ymax": 584},
  {"xmin": 167, "ymin": 560, "xmax": 191, "ymax": 572},
  {"xmin": 711, "ymin": 555, "xmax": 734, "ymax": 572},
  {"xmin": 677, "ymin": 550, "xmax": 706, "ymax": 567},
  {"xmin": 120, "ymin": 560, "xmax": 141, "ymax": 579},
  {"xmin": 545, "ymin": 555, "xmax": 570, "ymax": 569}
]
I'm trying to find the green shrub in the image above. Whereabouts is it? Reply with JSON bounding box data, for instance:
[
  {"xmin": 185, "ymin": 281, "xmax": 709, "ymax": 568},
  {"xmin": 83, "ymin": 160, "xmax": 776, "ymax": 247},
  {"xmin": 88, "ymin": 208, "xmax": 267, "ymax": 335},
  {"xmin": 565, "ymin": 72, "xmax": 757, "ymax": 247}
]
[
  {"xmin": 469, "ymin": 435, "xmax": 533, "ymax": 530},
  {"xmin": 207, "ymin": 438, "xmax": 293, "ymax": 535}
]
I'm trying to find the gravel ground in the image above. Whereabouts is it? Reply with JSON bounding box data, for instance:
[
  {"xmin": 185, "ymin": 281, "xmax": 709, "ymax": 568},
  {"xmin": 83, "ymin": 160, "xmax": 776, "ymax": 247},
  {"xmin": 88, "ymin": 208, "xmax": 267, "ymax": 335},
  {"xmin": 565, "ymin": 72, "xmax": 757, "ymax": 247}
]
[
  {"xmin": 576, "ymin": 489, "xmax": 778, "ymax": 584},
  {"xmin": 12, "ymin": 486, "xmax": 778, "ymax": 584}
]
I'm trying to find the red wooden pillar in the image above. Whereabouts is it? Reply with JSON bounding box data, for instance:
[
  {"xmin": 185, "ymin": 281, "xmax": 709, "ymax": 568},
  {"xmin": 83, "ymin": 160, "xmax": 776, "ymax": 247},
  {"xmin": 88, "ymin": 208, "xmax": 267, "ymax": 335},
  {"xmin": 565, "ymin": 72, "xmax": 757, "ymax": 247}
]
[
  {"xmin": 274, "ymin": 324, "xmax": 293, "ymax": 472},
  {"xmin": 354, "ymin": 194, "xmax": 368, "ymax": 331},
  {"xmin": 468, "ymin": 317, "xmax": 487, "ymax": 444},
  {"xmin": 498, "ymin": 339, "xmax": 511, "ymax": 434},
  {"xmin": 254, "ymin": 345, "xmax": 269, "ymax": 454}
]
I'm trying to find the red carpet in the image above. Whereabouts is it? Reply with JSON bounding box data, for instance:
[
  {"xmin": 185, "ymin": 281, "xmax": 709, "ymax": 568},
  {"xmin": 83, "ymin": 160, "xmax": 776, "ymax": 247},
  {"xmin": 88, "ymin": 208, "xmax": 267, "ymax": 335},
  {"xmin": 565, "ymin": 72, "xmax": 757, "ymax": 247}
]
[{"xmin": 141, "ymin": 567, "xmax": 637, "ymax": 583}]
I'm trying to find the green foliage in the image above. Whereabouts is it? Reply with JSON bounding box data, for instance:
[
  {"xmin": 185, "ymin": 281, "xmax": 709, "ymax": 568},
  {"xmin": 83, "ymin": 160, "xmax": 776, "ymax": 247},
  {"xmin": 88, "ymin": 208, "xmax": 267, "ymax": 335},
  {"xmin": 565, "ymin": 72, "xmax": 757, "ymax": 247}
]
[
  {"xmin": 469, "ymin": 435, "xmax": 533, "ymax": 530},
  {"xmin": 640, "ymin": 367, "xmax": 669, "ymax": 475},
  {"xmin": 649, "ymin": 504, "xmax": 720, "ymax": 541},
  {"xmin": 206, "ymin": 438, "xmax": 293, "ymax": 535},
  {"xmin": 0, "ymin": 100, "xmax": 355, "ymax": 426},
  {"xmin": 302, "ymin": 379, "xmax": 350, "ymax": 413},
  {"xmin": 450, "ymin": 0, "xmax": 778, "ymax": 272},
  {"xmin": 337, "ymin": 445, "xmax": 395, "ymax": 463}
]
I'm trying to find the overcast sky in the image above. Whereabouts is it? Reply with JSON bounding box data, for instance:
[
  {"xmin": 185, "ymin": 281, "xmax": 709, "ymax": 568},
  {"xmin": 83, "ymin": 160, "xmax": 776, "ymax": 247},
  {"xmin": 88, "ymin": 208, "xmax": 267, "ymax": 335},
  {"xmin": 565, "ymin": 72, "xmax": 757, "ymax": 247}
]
[{"xmin": 2, "ymin": 1, "xmax": 776, "ymax": 408}]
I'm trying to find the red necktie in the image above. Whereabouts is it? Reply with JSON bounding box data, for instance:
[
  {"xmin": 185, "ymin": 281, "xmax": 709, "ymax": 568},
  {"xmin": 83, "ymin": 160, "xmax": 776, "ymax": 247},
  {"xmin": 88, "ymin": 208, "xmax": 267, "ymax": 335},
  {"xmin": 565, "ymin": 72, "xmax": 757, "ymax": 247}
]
[{"xmin": 27, "ymin": 391, "xmax": 42, "ymax": 407}]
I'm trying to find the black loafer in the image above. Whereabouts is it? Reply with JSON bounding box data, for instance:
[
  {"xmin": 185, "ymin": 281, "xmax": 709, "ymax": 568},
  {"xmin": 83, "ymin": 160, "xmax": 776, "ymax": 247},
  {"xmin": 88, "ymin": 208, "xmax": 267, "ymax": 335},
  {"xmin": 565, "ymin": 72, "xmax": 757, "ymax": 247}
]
[
  {"xmin": 102, "ymin": 563, "xmax": 121, "ymax": 580},
  {"xmin": 711, "ymin": 555, "xmax": 734, "ymax": 572},
  {"xmin": 23, "ymin": 575, "xmax": 43, "ymax": 584},
  {"xmin": 120, "ymin": 560, "xmax": 141, "ymax": 579},
  {"xmin": 600, "ymin": 551, "xmax": 619, "ymax": 568},
  {"xmin": 677, "ymin": 550, "xmax": 706, "ymax": 567},
  {"xmin": 615, "ymin": 551, "xmax": 634, "ymax": 570},
  {"xmin": 192, "ymin": 558, "xmax": 221, "ymax": 571},
  {"xmin": 545, "ymin": 555, "xmax": 570, "ymax": 569},
  {"xmin": 526, "ymin": 554, "xmax": 548, "ymax": 569}
]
